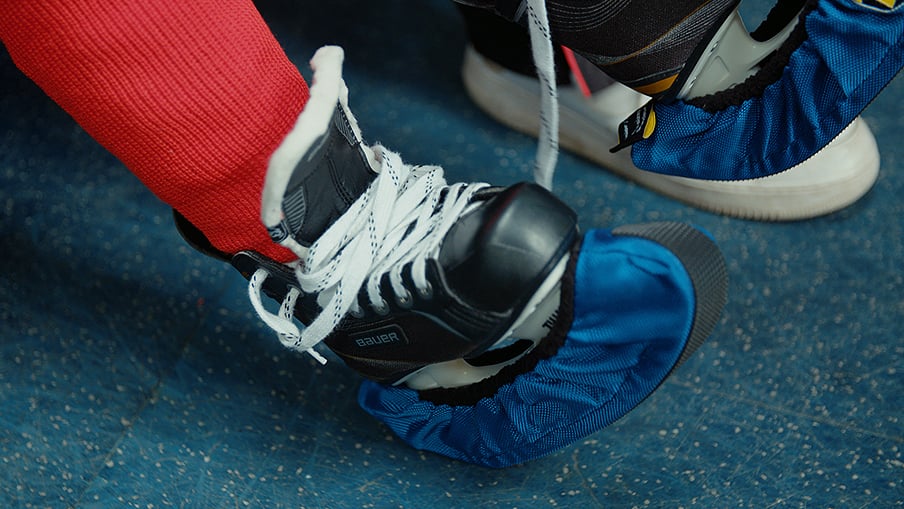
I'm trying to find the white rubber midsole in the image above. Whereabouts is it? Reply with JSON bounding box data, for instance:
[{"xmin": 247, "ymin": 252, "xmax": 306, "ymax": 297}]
[{"xmin": 462, "ymin": 46, "xmax": 880, "ymax": 221}]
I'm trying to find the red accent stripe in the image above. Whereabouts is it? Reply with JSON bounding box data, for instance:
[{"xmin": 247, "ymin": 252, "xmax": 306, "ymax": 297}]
[{"xmin": 561, "ymin": 46, "xmax": 592, "ymax": 98}]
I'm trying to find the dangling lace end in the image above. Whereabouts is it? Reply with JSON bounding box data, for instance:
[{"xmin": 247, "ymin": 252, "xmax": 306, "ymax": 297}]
[
  {"xmin": 278, "ymin": 286, "xmax": 327, "ymax": 365},
  {"xmin": 277, "ymin": 331, "xmax": 329, "ymax": 365},
  {"xmin": 249, "ymin": 268, "xmax": 329, "ymax": 365},
  {"xmin": 526, "ymin": 0, "xmax": 560, "ymax": 191},
  {"xmin": 304, "ymin": 348, "xmax": 329, "ymax": 365}
]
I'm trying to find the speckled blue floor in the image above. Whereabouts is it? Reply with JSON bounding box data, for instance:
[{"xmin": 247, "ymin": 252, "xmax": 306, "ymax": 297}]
[{"xmin": 1, "ymin": 1, "xmax": 901, "ymax": 508}]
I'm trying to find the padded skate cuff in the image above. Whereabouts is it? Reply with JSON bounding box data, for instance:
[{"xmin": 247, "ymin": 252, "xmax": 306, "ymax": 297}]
[
  {"xmin": 631, "ymin": 0, "xmax": 903, "ymax": 180},
  {"xmin": 357, "ymin": 227, "xmax": 712, "ymax": 468}
]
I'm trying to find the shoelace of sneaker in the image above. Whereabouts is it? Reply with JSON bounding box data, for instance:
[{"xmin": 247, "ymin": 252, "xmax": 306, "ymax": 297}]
[{"xmin": 249, "ymin": 146, "xmax": 489, "ymax": 363}]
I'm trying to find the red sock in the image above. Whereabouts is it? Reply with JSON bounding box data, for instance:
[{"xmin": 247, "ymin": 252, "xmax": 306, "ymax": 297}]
[{"xmin": 0, "ymin": 0, "xmax": 308, "ymax": 262}]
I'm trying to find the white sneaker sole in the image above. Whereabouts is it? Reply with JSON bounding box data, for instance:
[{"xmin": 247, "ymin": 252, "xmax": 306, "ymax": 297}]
[{"xmin": 462, "ymin": 46, "xmax": 880, "ymax": 221}]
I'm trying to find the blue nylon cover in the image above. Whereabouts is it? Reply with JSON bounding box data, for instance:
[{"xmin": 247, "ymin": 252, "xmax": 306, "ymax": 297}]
[
  {"xmin": 632, "ymin": 0, "xmax": 903, "ymax": 180},
  {"xmin": 357, "ymin": 229, "xmax": 697, "ymax": 468}
]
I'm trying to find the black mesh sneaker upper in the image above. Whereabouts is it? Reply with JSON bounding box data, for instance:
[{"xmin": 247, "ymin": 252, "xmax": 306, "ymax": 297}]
[{"xmin": 455, "ymin": 0, "xmax": 740, "ymax": 97}]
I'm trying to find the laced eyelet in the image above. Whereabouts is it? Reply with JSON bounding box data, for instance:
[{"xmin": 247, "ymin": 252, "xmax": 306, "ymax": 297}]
[
  {"xmin": 395, "ymin": 289, "xmax": 413, "ymax": 309},
  {"xmin": 349, "ymin": 305, "xmax": 365, "ymax": 319},
  {"xmin": 373, "ymin": 299, "xmax": 391, "ymax": 316},
  {"xmin": 417, "ymin": 282, "xmax": 434, "ymax": 300}
]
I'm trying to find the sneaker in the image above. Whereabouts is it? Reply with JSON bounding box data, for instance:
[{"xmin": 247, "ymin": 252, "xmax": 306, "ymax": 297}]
[
  {"xmin": 462, "ymin": 45, "xmax": 881, "ymax": 221},
  {"xmin": 618, "ymin": 0, "xmax": 900, "ymax": 189}
]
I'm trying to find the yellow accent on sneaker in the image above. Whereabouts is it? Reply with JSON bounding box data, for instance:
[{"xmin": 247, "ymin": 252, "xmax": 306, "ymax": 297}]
[
  {"xmin": 643, "ymin": 109, "xmax": 656, "ymax": 139},
  {"xmin": 462, "ymin": 46, "xmax": 881, "ymax": 221},
  {"xmin": 634, "ymin": 74, "xmax": 677, "ymax": 96}
]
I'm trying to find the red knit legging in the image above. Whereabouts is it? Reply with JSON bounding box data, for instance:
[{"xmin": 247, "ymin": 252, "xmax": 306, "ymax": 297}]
[{"xmin": 0, "ymin": 0, "xmax": 309, "ymax": 262}]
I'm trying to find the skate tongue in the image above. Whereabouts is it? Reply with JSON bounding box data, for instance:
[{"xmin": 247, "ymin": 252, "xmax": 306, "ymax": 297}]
[
  {"xmin": 263, "ymin": 46, "xmax": 377, "ymax": 254},
  {"xmin": 676, "ymin": 8, "xmax": 801, "ymax": 99}
]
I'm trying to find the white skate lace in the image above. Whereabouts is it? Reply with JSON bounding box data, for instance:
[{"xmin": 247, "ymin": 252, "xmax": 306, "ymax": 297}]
[
  {"xmin": 249, "ymin": 147, "xmax": 488, "ymax": 363},
  {"xmin": 524, "ymin": 0, "xmax": 560, "ymax": 190},
  {"xmin": 248, "ymin": 1, "xmax": 559, "ymax": 363}
]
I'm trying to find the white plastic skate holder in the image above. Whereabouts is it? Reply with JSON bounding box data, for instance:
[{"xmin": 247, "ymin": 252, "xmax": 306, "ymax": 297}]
[
  {"xmin": 399, "ymin": 254, "xmax": 569, "ymax": 391},
  {"xmin": 677, "ymin": 8, "xmax": 802, "ymax": 99}
]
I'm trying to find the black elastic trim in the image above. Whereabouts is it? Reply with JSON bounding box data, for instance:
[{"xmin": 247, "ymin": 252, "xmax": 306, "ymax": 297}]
[
  {"xmin": 417, "ymin": 237, "xmax": 581, "ymax": 407},
  {"xmin": 686, "ymin": 0, "xmax": 817, "ymax": 112},
  {"xmin": 172, "ymin": 209, "xmax": 231, "ymax": 262},
  {"xmin": 751, "ymin": 0, "xmax": 808, "ymax": 41}
]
